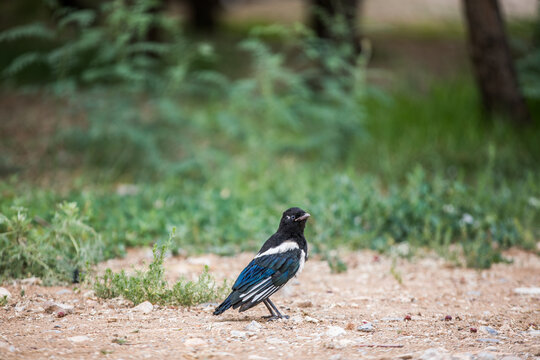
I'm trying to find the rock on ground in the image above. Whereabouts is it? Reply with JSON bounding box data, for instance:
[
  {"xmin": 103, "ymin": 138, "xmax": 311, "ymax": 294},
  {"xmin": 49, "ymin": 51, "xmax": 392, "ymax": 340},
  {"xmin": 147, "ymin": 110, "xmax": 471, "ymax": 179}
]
[
  {"xmin": 133, "ymin": 301, "xmax": 153, "ymax": 314},
  {"xmin": 0, "ymin": 287, "xmax": 11, "ymax": 301}
]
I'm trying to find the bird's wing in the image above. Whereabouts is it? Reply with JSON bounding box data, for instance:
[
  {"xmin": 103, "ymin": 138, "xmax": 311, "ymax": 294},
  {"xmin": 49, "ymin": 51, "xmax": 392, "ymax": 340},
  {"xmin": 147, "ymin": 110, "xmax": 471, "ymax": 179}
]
[{"xmin": 231, "ymin": 248, "xmax": 302, "ymax": 310}]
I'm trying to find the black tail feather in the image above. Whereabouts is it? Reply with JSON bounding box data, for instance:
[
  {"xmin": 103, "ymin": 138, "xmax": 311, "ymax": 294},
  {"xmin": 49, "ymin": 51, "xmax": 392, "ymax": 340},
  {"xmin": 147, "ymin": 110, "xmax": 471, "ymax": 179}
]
[{"xmin": 213, "ymin": 293, "xmax": 236, "ymax": 315}]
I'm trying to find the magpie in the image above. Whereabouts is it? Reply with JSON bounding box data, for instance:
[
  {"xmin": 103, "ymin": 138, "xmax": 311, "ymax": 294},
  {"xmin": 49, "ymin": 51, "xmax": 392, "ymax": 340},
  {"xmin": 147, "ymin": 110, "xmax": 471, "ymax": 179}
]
[{"xmin": 213, "ymin": 207, "xmax": 310, "ymax": 320}]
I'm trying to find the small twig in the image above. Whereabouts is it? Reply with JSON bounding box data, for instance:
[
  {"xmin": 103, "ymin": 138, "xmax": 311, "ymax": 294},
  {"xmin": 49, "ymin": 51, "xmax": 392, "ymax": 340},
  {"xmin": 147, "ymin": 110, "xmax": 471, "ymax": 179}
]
[{"xmin": 357, "ymin": 344, "xmax": 404, "ymax": 348}]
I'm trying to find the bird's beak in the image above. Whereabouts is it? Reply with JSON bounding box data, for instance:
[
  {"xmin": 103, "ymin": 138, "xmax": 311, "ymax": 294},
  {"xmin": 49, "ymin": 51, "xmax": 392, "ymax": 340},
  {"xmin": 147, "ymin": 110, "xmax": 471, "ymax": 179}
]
[{"xmin": 295, "ymin": 213, "xmax": 311, "ymax": 222}]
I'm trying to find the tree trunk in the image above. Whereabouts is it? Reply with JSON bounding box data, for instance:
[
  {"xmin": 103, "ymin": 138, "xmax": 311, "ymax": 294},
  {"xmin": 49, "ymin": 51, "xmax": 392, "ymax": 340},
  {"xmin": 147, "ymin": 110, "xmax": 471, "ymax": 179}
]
[
  {"xmin": 310, "ymin": 0, "xmax": 361, "ymax": 53},
  {"xmin": 462, "ymin": 0, "xmax": 530, "ymax": 124},
  {"xmin": 185, "ymin": 0, "xmax": 221, "ymax": 33}
]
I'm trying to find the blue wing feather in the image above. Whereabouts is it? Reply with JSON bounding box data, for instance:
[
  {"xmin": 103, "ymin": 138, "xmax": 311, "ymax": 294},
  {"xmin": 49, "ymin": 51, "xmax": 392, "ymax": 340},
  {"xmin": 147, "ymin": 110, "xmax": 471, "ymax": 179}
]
[{"xmin": 214, "ymin": 248, "xmax": 302, "ymax": 315}]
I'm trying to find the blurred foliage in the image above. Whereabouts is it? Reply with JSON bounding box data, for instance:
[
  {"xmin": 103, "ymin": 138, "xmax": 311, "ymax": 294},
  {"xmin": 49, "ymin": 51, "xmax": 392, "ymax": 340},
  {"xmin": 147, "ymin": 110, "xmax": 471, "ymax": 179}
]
[
  {"xmin": 0, "ymin": 202, "xmax": 103, "ymax": 284},
  {"xmin": 0, "ymin": 0, "xmax": 539, "ymax": 285},
  {"xmin": 517, "ymin": 12, "xmax": 540, "ymax": 99}
]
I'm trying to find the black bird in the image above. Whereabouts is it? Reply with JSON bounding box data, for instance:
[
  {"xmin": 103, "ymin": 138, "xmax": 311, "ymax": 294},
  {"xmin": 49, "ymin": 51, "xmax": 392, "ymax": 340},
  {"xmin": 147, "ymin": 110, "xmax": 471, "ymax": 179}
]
[{"xmin": 213, "ymin": 207, "xmax": 310, "ymax": 320}]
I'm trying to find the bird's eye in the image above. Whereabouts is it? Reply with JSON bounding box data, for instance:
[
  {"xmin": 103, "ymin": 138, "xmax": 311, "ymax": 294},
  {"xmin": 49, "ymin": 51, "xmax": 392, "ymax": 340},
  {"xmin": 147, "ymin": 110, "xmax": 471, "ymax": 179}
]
[{"xmin": 290, "ymin": 215, "xmax": 295, "ymax": 220}]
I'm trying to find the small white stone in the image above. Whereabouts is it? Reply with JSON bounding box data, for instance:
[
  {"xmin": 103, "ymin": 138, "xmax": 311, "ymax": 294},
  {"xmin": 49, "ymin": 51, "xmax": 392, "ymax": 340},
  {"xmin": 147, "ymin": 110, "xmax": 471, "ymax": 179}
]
[
  {"xmin": 326, "ymin": 326, "xmax": 346, "ymax": 337},
  {"xmin": 337, "ymin": 338, "xmax": 355, "ymax": 347},
  {"xmin": 0, "ymin": 288, "xmax": 12, "ymax": 301},
  {"xmin": 357, "ymin": 322, "xmax": 374, "ymax": 332},
  {"xmin": 56, "ymin": 289, "xmax": 72, "ymax": 296},
  {"xmin": 476, "ymin": 352, "xmax": 496, "ymax": 360},
  {"xmin": 514, "ymin": 287, "xmax": 540, "ymax": 295},
  {"xmin": 133, "ymin": 301, "xmax": 153, "ymax": 314},
  {"xmin": 245, "ymin": 320, "xmax": 262, "ymax": 332},
  {"xmin": 68, "ymin": 336, "xmax": 91, "ymax": 343},
  {"xmin": 305, "ymin": 316, "xmax": 319, "ymax": 323},
  {"xmin": 231, "ymin": 330, "xmax": 247, "ymax": 339},
  {"xmin": 419, "ymin": 348, "xmax": 451, "ymax": 360},
  {"xmin": 248, "ymin": 355, "xmax": 270, "ymax": 360},
  {"xmin": 44, "ymin": 302, "xmax": 74, "ymax": 315},
  {"xmin": 184, "ymin": 338, "xmax": 206, "ymax": 347},
  {"xmin": 266, "ymin": 337, "xmax": 286, "ymax": 344}
]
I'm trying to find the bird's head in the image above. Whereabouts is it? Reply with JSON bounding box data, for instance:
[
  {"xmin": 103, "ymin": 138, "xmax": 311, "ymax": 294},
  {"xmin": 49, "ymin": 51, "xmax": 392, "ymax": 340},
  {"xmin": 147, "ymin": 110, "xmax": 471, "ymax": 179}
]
[{"xmin": 278, "ymin": 207, "xmax": 310, "ymax": 233}]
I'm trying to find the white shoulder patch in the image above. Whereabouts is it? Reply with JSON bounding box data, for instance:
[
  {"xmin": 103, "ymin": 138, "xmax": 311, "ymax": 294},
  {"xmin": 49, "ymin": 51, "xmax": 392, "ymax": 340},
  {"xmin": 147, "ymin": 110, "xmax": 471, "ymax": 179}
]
[{"xmin": 254, "ymin": 241, "xmax": 299, "ymax": 258}]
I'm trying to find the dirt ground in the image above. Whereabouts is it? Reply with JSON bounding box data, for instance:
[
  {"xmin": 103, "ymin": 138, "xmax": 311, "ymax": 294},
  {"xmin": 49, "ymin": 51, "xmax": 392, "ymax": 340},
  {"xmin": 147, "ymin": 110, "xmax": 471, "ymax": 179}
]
[{"xmin": 1, "ymin": 249, "xmax": 539, "ymax": 360}]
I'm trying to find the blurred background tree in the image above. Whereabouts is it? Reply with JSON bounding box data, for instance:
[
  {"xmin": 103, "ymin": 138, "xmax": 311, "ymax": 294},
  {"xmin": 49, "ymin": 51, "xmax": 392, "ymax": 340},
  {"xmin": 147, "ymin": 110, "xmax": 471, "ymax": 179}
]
[{"xmin": 462, "ymin": 0, "xmax": 530, "ymax": 124}]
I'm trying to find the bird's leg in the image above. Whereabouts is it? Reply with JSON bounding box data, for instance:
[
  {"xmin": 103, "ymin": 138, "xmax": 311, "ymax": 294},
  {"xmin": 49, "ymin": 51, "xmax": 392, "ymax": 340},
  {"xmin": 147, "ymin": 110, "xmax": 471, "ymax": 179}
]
[
  {"xmin": 261, "ymin": 299, "xmax": 278, "ymax": 320},
  {"xmin": 266, "ymin": 299, "xmax": 289, "ymax": 320}
]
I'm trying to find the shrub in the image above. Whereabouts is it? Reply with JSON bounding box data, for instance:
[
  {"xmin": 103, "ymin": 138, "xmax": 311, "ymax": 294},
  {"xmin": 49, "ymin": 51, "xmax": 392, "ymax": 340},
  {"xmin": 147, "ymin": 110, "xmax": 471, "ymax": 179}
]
[
  {"xmin": 0, "ymin": 202, "xmax": 103, "ymax": 284},
  {"xmin": 94, "ymin": 229, "xmax": 229, "ymax": 306}
]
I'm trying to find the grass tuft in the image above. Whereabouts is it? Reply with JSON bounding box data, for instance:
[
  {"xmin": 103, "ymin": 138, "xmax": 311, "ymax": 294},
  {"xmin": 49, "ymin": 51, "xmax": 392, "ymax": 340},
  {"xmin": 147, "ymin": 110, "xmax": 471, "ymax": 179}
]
[{"xmin": 94, "ymin": 229, "xmax": 229, "ymax": 306}]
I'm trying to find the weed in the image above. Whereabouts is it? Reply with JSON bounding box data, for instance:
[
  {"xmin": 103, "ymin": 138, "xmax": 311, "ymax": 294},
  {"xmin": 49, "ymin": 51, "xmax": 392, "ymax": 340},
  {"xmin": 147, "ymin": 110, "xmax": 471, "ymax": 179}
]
[
  {"xmin": 390, "ymin": 259, "xmax": 403, "ymax": 285},
  {"xmin": 94, "ymin": 229, "xmax": 229, "ymax": 306}
]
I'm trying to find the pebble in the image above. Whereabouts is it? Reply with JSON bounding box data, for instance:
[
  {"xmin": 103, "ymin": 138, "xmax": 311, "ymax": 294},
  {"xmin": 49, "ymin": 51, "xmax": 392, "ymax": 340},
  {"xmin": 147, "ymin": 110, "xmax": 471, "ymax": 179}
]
[
  {"xmin": 452, "ymin": 353, "xmax": 474, "ymax": 360},
  {"xmin": 231, "ymin": 330, "xmax": 247, "ymax": 339},
  {"xmin": 245, "ymin": 321, "xmax": 262, "ymax": 332},
  {"xmin": 184, "ymin": 338, "xmax": 206, "ymax": 347},
  {"xmin": 266, "ymin": 337, "xmax": 287, "ymax": 344},
  {"xmin": 44, "ymin": 302, "xmax": 74, "ymax": 316},
  {"xmin": 513, "ymin": 287, "xmax": 540, "ymax": 295},
  {"xmin": 133, "ymin": 301, "xmax": 153, "ymax": 314},
  {"xmin": 305, "ymin": 316, "xmax": 319, "ymax": 323},
  {"xmin": 326, "ymin": 326, "xmax": 346, "ymax": 337},
  {"xmin": 290, "ymin": 315, "xmax": 304, "ymax": 324},
  {"xmin": 480, "ymin": 326, "xmax": 498, "ymax": 335},
  {"xmin": 329, "ymin": 355, "xmax": 342, "ymax": 360},
  {"xmin": 55, "ymin": 289, "xmax": 72, "ymax": 296},
  {"xmin": 476, "ymin": 352, "xmax": 496, "ymax": 360},
  {"xmin": 501, "ymin": 356, "xmax": 522, "ymax": 360},
  {"xmin": 419, "ymin": 348, "xmax": 451, "ymax": 360},
  {"xmin": 357, "ymin": 322, "xmax": 374, "ymax": 332},
  {"xmin": 477, "ymin": 338, "xmax": 500, "ymax": 343},
  {"xmin": 248, "ymin": 355, "xmax": 270, "ymax": 360},
  {"xmin": 0, "ymin": 288, "xmax": 11, "ymax": 302},
  {"xmin": 68, "ymin": 336, "xmax": 91, "ymax": 343},
  {"xmin": 325, "ymin": 338, "xmax": 354, "ymax": 349}
]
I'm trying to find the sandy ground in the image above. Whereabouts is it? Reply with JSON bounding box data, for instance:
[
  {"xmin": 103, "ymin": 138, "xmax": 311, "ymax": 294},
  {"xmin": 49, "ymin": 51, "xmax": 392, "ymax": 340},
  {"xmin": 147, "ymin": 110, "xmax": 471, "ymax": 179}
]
[{"xmin": 0, "ymin": 249, "xmax": 539, "ymax": 360}]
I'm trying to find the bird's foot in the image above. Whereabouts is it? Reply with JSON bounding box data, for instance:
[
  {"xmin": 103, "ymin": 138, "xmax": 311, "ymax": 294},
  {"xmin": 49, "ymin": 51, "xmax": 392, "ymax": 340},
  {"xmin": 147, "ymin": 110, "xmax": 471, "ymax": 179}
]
[{"xmin": 262, "ymin": 314, "xmax": 289, "ymax": 322}]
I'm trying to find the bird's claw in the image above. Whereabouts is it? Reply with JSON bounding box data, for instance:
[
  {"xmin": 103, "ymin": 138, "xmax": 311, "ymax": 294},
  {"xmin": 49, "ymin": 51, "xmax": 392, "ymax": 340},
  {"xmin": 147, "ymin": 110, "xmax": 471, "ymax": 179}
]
[{"xmin": 262, "ymin": 314, "xmax": 289, "ymax": 322}]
